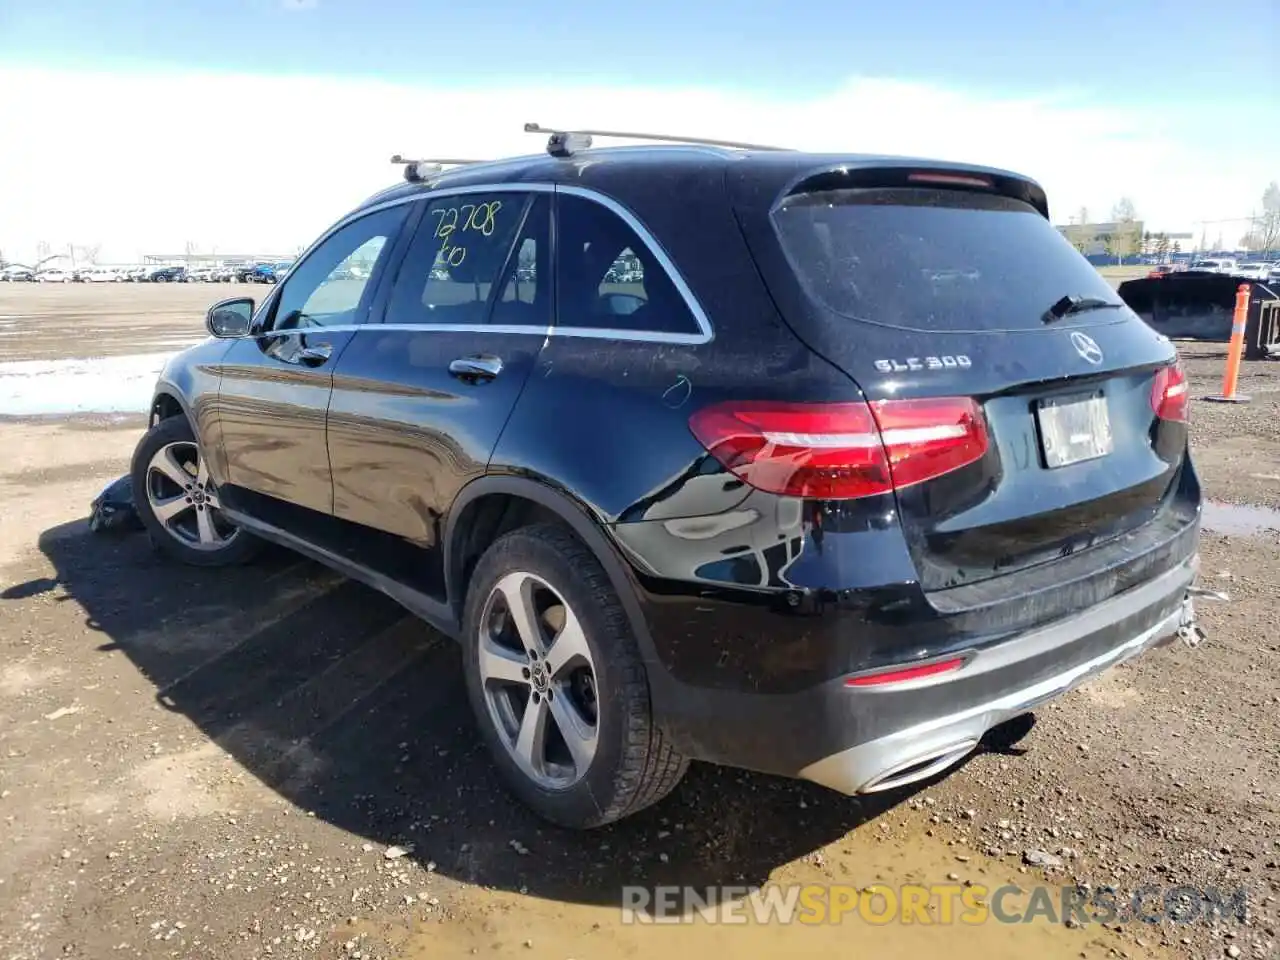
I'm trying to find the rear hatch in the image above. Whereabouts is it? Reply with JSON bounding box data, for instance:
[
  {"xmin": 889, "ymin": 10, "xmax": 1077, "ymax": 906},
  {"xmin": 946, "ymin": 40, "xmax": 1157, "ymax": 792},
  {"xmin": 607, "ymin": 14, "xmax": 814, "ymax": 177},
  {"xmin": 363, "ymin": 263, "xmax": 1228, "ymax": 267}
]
[{"xmin": 732, "ymin": 165, "xmax": 1195, "ymax": 594}]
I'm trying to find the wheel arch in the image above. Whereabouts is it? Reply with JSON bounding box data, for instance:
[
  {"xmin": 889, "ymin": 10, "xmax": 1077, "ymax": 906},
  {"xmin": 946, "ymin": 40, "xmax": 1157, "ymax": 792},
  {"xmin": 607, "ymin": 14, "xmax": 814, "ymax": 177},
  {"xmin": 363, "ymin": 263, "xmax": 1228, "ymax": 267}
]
[
  {"xmin": 444, "ymin": 476, "xmax": 661, "ymax": 668},
  {"xmin": 149, "ymin": 382, "xmax": 195, "ymax": 431}
]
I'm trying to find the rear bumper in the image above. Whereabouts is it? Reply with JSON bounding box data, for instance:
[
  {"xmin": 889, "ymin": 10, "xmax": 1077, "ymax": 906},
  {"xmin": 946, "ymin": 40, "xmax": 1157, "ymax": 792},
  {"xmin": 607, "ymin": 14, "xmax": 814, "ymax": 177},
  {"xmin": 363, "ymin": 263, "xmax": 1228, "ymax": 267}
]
[
  {"xmin": 799, "ymin": 554, "xmax": 1197, "ymax": 794},
  {"xmin": 644, "ymin": 549, "xmax": 1198, "ymax": 789}
]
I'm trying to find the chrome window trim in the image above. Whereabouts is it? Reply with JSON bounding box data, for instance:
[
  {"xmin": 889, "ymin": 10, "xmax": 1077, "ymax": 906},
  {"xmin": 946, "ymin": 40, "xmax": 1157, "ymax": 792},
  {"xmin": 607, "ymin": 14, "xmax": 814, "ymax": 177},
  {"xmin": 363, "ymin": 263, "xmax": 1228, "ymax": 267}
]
[
  {"xmin": 553, "ymin": 184, "xmax": 713, "ymax": 345},
  {"xmin": 248, "ymin": 323, "xmax": 543, "ymax": 339},
  {"xmin": 256, "ymin": 182, "xmax": 713, "ymax": 345},
  {"xmin": 247, "ymin": 322, "xmax": 707, "ymax": 345}
]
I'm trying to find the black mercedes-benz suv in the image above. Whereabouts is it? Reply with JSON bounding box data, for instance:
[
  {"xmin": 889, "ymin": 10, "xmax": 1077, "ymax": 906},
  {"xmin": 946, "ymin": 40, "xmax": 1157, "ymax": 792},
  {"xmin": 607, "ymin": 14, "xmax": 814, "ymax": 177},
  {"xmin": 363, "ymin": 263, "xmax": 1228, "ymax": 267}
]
[{"xmin": 132, "ymin": 127, "xmax": 1203, "ymax": 829}]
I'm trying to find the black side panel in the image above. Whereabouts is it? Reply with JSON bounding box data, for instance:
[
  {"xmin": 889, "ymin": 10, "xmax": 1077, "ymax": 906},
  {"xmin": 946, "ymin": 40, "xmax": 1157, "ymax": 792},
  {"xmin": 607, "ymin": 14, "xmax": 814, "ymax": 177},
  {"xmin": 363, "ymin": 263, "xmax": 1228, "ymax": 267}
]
[{"xmin": 220, "ymin": 485, "xmax": 451, "ymax": 615}]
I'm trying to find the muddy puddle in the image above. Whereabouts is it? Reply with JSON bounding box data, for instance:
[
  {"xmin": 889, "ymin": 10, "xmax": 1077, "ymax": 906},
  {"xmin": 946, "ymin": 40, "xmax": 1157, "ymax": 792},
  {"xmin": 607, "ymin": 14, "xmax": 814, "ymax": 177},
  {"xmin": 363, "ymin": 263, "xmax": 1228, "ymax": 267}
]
[
  {"xmin": 1201, "ymin": 500, "xmax": 1280, "ymax": 537},
  {"xmin": 378, "ymin": 831, "xmax": 1164, "ymax": 959}
]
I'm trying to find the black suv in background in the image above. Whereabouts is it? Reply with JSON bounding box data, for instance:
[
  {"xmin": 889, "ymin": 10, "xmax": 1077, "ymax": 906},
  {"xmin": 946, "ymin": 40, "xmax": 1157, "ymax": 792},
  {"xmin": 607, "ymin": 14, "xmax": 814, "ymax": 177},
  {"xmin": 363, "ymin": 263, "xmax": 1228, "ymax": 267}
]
[
  {"xmin": 147, "ymin": 265, "xmax": 187, "ymax": 283},
  {"xmin": 132, "ymin": 129, "xmax": 1202, "ymax": 828}
]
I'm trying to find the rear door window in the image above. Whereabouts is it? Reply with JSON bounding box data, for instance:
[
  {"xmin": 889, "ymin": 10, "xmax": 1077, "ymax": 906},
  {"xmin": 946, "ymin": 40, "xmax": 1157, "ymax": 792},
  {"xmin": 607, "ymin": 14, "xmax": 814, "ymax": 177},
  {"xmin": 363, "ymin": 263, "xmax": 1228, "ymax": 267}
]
[
  {"xmin": 384, "ymin": 192, "xmax": 529, "ymax": 327},
  {"xmin": 772, "ymin": 188, "xmax": 1124, "ymax": 333}
]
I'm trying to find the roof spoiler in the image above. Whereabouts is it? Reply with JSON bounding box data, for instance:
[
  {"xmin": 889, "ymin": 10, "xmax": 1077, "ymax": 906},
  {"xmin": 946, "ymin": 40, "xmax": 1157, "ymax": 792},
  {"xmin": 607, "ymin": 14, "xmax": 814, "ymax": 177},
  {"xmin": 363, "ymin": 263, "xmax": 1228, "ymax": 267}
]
[{"xmin": 779, "ymin": 161, "xmax": 1050, "ymax": 219}]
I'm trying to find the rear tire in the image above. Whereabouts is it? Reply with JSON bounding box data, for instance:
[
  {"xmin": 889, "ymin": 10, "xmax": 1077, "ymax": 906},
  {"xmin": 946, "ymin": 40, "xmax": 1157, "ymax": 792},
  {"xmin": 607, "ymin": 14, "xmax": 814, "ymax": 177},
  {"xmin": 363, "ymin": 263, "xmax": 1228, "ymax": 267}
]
[
  {"xmin": 461, "ymin": 523, "xmax": 688, "ymax": 828},
  {"xmin": 131, "ymin": 416, "xmax": 261, "ymax": 567}
]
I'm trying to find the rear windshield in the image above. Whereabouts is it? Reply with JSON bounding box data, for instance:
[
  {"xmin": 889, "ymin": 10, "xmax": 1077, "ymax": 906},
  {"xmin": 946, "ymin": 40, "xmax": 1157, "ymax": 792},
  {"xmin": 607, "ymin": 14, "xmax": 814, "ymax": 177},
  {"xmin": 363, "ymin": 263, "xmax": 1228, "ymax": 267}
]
[{"xmin": 772, "ymin": 187, "xmax": 1123, "ymax": 332}]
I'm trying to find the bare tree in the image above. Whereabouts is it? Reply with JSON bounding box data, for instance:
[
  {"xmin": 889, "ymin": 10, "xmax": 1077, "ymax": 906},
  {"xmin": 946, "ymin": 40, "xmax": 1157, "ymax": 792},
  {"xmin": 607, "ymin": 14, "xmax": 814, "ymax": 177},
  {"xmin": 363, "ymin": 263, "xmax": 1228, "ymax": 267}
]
[
  {"xmin": 1106, "ymin": 198, "xmax": 1140, "ymax": 264},
  {"xmin": 29, "ymin": 241, "xmax": 63, "ymax": 273},
  {"xmin": 1245, "ymin": 182, "xmax": 1280, "ymax": 254},
  {"xmin": 72, "ymin": 244, "xmax": 101, "ymax": 266},
  {"xmin": 1111, "ymin": 198, "xmax": 1137, "ymax": 223}
]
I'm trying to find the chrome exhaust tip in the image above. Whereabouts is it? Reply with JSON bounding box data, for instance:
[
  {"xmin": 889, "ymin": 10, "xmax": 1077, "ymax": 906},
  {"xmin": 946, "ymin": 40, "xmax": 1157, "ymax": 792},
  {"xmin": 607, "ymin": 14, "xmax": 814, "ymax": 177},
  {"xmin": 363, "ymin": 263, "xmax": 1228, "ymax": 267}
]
[{"xmin": 858, "ymin": 740, "xmax": 979, "ymax": 794}]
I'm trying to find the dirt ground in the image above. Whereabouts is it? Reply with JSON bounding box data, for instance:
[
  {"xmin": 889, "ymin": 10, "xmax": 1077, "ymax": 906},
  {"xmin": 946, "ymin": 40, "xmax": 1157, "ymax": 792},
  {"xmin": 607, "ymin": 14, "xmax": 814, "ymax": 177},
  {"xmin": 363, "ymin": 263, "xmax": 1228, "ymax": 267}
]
[
  {"xmin": 0, "ymin": 284, "xmax": 1277, "ymax": 960},
  {"xmin": 0, "ymin": 282, "xmax": 257, "ymax": 362}
]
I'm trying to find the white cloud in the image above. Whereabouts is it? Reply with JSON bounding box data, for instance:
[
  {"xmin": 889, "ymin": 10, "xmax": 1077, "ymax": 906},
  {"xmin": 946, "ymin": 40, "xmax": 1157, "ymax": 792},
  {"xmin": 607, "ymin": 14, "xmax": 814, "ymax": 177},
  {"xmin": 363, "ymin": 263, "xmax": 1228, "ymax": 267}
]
[{"xmin": 0, "ymin": 64, "xmax": 1273, "ymax": 263}]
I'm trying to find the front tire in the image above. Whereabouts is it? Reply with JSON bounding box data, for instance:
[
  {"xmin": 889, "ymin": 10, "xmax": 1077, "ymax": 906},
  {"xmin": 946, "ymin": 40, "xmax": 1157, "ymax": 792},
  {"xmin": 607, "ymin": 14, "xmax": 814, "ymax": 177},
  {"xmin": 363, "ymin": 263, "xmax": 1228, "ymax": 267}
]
[
  {"xmin": 130, "ymin": 416, "xmax": 260, "ymax": 567},
  {"xmin": 462, "ymin": 523, "xmax": 688, "ymax": 829}
]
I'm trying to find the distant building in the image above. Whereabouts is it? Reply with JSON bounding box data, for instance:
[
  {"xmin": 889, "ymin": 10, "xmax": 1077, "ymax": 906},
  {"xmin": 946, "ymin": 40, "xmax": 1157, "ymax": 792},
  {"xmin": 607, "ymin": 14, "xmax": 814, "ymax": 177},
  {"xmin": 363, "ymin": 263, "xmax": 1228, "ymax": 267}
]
[
  {"xmin": 1056, "ymin": 221, "xmax": 1145, "ymax": 257},
  {"xmin": 1056, "ymin": 222, "xmax": 1196, "ymax": 258}
]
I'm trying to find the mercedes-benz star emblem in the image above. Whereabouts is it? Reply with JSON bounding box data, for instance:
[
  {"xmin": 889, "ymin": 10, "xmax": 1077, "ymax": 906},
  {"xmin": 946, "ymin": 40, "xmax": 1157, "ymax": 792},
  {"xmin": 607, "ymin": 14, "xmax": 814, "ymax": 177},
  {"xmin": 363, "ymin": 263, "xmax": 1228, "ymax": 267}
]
[{"xmin": 1070, "ymin": 331, "xmax": 1104, "ymax": 365}]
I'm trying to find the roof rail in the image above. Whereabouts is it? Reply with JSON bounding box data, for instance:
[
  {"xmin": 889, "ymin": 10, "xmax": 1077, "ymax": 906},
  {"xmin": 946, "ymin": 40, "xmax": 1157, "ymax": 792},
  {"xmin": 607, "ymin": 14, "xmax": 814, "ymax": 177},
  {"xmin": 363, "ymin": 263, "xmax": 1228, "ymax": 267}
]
[
  {"xmin": 390, "ymin": 154, "xmax": 485, "ymax": 183},
  {"xmin": 523, "ymin": 122, "xmax": 789, "ymax": 157}
]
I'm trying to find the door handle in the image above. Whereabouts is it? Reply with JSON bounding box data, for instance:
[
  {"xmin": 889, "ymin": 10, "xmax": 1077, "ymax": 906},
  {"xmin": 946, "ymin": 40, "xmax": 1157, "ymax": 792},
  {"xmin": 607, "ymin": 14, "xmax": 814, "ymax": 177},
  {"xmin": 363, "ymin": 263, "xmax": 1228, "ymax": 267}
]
[
  {"xmin": 449, "ymin": 355, "xmax": 503, "ymax": 381},
  {"xmin": 297, "ymin": 342, "xmax": 333, "ymax": 365}
]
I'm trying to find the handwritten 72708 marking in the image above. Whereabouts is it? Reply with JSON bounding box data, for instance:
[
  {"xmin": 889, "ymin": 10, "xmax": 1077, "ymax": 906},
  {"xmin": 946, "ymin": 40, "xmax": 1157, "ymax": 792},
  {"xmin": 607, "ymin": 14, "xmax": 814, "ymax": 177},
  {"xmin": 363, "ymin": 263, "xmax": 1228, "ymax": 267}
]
[{"xmin": 430, "ymin": 200, "xmax": 504, "ymax": 268}]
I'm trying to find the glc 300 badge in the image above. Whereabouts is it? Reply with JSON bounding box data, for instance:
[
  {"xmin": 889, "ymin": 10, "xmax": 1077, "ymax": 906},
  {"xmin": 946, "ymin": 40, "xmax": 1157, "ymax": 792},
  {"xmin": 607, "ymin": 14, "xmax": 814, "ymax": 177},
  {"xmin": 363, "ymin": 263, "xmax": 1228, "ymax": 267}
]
[{"xmin": 874, "ymin": 355, "xmax": 972, "ymax": 373}]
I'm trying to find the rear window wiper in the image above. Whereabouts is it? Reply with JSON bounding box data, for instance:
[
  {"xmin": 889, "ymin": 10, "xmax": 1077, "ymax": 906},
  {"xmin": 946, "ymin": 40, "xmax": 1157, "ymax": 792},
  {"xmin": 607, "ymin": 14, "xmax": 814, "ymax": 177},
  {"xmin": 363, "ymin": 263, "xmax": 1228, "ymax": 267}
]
[{"xmin": 1041, "ymin": 295, "xmax": 1123, "ymax": 324}]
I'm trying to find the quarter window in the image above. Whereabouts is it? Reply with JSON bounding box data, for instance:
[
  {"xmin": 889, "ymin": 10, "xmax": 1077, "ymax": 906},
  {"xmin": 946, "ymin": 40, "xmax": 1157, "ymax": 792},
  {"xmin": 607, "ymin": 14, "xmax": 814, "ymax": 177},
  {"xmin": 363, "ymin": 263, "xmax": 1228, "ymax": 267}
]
[{"xmin": 554, "ymin": 194, "xmax": 700, "ymax": 335}]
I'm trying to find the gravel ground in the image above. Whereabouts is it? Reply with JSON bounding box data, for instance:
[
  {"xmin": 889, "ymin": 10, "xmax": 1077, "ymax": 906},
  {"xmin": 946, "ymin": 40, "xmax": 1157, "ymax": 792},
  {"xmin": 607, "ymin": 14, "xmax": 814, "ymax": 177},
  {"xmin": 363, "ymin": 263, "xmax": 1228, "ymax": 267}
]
[{"xmin": 0, "ymin": 285, "xmax": 1277, "ymax": 959}]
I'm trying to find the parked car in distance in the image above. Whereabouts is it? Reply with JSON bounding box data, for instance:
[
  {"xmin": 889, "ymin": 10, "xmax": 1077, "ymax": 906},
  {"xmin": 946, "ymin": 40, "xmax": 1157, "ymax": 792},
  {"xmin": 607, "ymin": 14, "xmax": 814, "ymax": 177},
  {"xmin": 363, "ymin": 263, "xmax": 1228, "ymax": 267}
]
[
  {"xmin": 36, "ymin": 268, "xmax": 75, "ymax": 283},
  {"xmin": 246, "ymin": 261, "xmax": 293, "ymax": 284},
  {"xmin": 133, "ymin": 136, "xmax": 1205, "ymax": 829},
  {"xmin": 83, "ymin": 267, "xmax": 125, "ymax": 282},
  {"xmin": 1235, "ymin": 262, "xmax": 1272, "ymax": 280},
  {"xmin": 1189, "ymin": 258, "xmax": 1238, "ymax": 274},
  {"xmin": 1, "ymin": 265, "xmax": 35, "ymax": 281},
  {"xmin": 147, "ymin": 266, "xmax": 187, "ymax": 283},
  {"xmin": 185, "ymin": 268, "xmax": 216, "ymax": 282}
]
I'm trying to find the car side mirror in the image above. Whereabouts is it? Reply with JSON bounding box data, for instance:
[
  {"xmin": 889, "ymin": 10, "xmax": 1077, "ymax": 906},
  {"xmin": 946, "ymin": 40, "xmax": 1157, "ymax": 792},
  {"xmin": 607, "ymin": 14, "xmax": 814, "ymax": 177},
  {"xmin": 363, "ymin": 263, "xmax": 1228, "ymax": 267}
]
[{"xmin": 206, "ymin": 297, "xmax": 254, "ymax": 338}]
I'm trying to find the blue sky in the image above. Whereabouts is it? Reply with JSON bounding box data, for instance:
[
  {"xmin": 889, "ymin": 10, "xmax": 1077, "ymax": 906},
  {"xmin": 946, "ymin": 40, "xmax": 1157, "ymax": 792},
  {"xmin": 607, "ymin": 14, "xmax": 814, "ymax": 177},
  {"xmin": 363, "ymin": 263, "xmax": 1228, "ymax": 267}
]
[
  {"xmin": 0, "ymin": 1, "xmax": 1276, "ymax": 261},
  {"xmin": 2, "ymin": 0, "xmax": 1276, "ymax": 99}
]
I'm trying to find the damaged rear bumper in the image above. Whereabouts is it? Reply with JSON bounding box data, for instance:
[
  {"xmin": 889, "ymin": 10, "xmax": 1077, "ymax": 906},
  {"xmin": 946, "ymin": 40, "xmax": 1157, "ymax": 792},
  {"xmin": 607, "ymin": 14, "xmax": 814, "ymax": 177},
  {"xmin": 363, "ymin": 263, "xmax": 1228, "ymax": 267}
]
[{"xmin": 798, "ymin": 554, "xmax": 1203, "ymax": 796}]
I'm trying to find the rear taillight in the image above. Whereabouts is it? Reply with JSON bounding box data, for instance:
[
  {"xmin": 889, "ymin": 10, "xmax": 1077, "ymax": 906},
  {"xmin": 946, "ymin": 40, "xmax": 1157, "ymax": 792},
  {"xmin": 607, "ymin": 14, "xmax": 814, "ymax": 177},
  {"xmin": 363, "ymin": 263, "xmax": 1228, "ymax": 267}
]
[
  {"xmin": 1151, "ymin": 362, "xmax": 1189, "ymax": 423},
  {"xmin": 688, "ymin": 398, "xmax": 988, "ymax": 500}
]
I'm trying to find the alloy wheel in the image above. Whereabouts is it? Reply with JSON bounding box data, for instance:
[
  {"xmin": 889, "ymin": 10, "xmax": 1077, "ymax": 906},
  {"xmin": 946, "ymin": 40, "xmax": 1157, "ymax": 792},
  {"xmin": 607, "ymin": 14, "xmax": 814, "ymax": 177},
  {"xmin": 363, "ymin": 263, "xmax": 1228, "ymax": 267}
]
[
  {"xmin": 477, "ymin": 571, "xmax": 599, "ymax": 789},
  {"xmin": 144, "ymin": 441, "xmax": 238, "ymax": 550}
]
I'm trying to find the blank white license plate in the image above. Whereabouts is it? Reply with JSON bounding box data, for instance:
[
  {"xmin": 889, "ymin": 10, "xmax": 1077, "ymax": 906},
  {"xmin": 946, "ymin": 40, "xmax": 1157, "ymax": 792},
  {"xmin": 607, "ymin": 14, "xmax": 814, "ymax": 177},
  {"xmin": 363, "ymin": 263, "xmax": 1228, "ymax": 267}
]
[{"xmin": 1037, "ymin": 392, "xmax": 1113, "ymax": 468}]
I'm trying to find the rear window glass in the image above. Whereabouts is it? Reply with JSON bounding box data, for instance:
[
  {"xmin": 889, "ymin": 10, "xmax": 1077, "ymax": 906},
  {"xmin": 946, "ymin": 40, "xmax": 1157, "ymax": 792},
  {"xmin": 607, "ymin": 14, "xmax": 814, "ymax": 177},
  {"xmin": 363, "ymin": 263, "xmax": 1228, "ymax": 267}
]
[{"xmin": 772, "ymin": 187, "xmax": 1124, "ymax": 332}]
